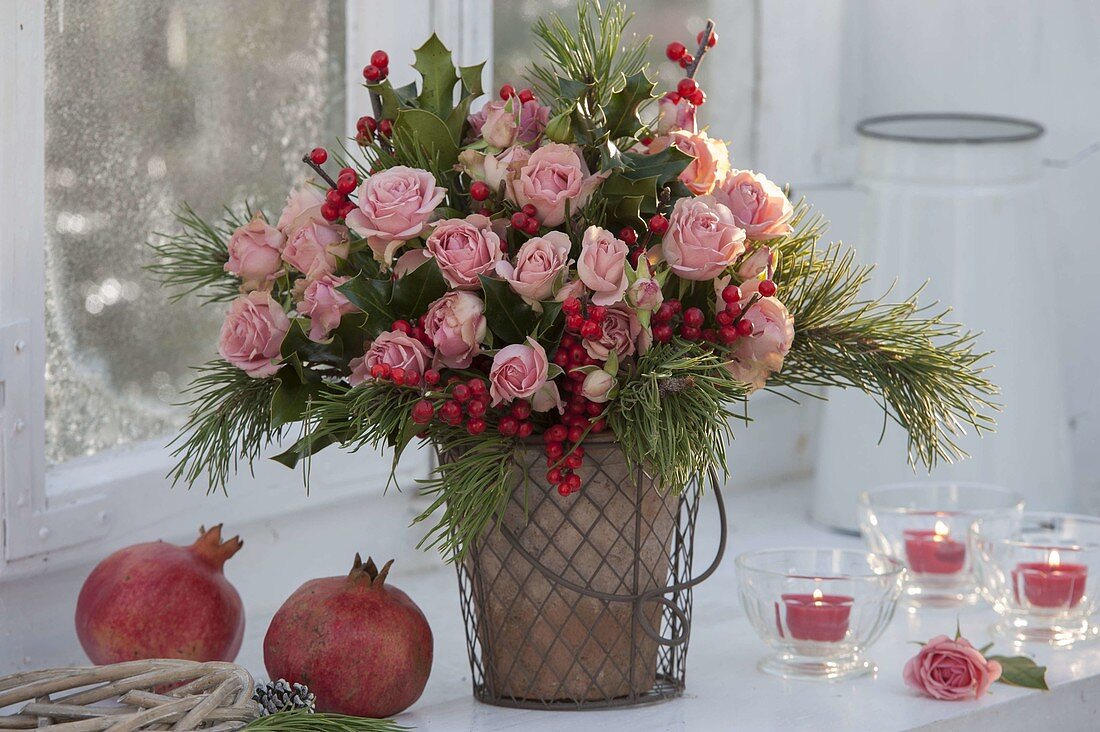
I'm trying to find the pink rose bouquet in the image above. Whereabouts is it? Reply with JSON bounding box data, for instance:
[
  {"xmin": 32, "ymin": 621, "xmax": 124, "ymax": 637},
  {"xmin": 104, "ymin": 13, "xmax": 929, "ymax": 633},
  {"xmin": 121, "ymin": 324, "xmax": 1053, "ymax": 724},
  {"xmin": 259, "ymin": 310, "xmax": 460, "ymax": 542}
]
[{"xmin": 158, "ymin": 2, "xmax": 995, "ymax": 563}]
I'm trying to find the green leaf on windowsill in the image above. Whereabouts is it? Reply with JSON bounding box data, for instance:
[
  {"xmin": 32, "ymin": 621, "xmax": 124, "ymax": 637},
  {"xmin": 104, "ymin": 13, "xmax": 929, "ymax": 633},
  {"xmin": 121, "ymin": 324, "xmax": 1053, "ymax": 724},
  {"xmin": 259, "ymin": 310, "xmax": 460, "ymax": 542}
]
[{"xmin": 987, "ymin": 655, "xmax": 1050, "ymax": 691}]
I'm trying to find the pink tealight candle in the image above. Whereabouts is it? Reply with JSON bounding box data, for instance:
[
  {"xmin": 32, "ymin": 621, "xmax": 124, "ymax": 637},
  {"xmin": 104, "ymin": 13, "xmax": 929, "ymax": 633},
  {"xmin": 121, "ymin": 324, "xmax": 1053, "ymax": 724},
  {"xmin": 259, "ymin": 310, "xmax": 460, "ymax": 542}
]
[
  {"xmin": 780, "ymin": 589, "xmax": 853, "ymax": 642},
  {"xmin": 903, "ymin": 521, "xmax": 966, "ymax": 574},
  {"xmin": 1013, "ymin": 550, "xmax": 1088, "ymax": 609}
]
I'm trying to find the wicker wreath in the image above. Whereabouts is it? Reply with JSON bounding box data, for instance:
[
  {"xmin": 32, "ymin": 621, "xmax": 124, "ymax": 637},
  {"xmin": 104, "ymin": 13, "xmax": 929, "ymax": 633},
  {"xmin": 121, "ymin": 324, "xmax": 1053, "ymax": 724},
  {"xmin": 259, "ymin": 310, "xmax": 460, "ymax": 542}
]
[{"xmin": 0, "ymin": 659, "xmax": 260, "ymax": 730}]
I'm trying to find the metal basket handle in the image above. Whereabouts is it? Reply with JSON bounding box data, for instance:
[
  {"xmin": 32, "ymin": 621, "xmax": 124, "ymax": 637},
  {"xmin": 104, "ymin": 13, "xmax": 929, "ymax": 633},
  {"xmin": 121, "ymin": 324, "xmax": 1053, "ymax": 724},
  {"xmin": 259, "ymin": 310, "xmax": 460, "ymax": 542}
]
[{"xmin": 497, "ymin": 470, "xmax": 727, "ymax": 648}]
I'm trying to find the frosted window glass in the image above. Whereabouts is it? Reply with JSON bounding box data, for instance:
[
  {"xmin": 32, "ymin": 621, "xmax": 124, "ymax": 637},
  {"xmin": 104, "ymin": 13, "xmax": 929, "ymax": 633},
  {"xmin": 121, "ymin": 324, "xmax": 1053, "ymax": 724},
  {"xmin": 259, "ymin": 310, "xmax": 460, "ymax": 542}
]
[{"xmin": 44, "ymin": 0, "xmax": 345, "ymax": 464}]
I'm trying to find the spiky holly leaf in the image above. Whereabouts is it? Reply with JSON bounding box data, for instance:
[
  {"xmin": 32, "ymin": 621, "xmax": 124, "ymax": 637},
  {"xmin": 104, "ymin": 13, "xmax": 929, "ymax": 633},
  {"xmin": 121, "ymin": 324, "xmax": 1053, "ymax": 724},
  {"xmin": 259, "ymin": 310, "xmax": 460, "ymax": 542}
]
[
  {"xmin": 602, "ymin": 70, "xmax": 656, "ymax": 141},
  {"xmin": 271, "ymin": 365, "xmax": 322, "ymax": 429},
  {"xmin": 395, "ymin": 107, "xmax": 459, "ymax": 164},
  {"xmin": 413, "ymin": 34, "xmax": 460, "ymax": 118},
  {"xmin": 620, "ymin": 146, "xmax": 693, "ymax": 187},
  {"xmin": 338, "ymin": 276, "xmax": 395, "ymax": 337},
  {"xmin": 479, "ymin": 275, "xmax": 562, "ymax": 347},
  {"xmin": 448, "ymin": 62, "xmax": 486, "ymax": 142},
  {"xmin": 388, "ymin": 255, "xmax": 449, "ymax": 318}
]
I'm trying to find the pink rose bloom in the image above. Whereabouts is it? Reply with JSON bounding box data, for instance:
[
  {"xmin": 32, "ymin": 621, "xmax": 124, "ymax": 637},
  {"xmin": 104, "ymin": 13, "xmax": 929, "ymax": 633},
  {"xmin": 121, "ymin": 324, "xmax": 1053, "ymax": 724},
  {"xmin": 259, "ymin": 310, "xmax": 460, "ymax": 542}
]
[
  {"xmin": 515, "ymin": 143, "xmax": 604, "ymax": 226},
  {"xmin": 392, "ymin": 248, "xmax": 433, "ymax": 278},
  {"xmin": 276, "ymin": 183, "xmax": 326, "ymax": 235},
  {"xmin": 345, "ymin": 166, "xmax": 446, "ymax": 265},
  {"xmin": 722, "ymin": 278, "xmax": 794, "ymax": 391},
  {"xmin": 298, "ymin": 274, "xmax": 355, "ymax": 343},
  {"xmin": 713, "ymin": 170, "xmax": 794, "ymax": 240},
  {"xmin": 904, "ymin": 635, "xmax": 1003, "ymax": 701},
  {"xmin": 577, "ymin": 226, "xmax": 629, "ymax": 306},
  {"xmin": 656, "ymin": 96, "xmax": 697, "ymax": 135},
  {"xmin": 218, "ymin": 291, "xmax": 290, "ymax": 378},
  {"xmin": 737, "ymin": 245, "xmax": 775, "ymax": 280},
  {"xmin": 626, "ymin": 275, "xmax": 664, "ymax": 313},
  {"xmin": 657, "ymin": 130, "xmax": 729, "ymax": 196},
  {"xmin": 424, "ymin": 214, "xmax": 504, "ymax": 289},
  {"xmin": 581, "ymin": 369, "xmax": 616, "ymax": 403},
  {"xmin": 497, "ymin": 231, "xmax": 572, "ymax": 302},
  {"xmin": 475, "ymin": 99, "xmax": 550, "ymax": 149},
  {"xmin": 583, "ymin": 304, "xmax": 641, "ymax": 362},
  {"xmin": 480, "ymin": 100, "xmax": 518, "ymax": 148},
  {"xmin": 424, "ymin": 291, "xmax": 487, "ymax": 368},
  {"xmin": 662, "ymin": 196, "xmax": 747, "ymax": 281},
  {"xmin": 489, "ymin": 337, "xmax": 555, "ymax": 407},
  {"xmin": 282, "ymin": 220, "xmax": 349, "ymax": 278},
  {"xmin": 554, "ymin": 278, "xmax": 587, "ymax": 303},
  {"xmin": 225, "ymin": 214, "xmax": 286, "ymax": 291},
  {"xmin": 347, "ymin": 330, "xmax": 432, "ymax": 387},
  {"xmin": 515, "ymin": 99, "xmax": 551, "ymax": 146},
  {"xmin": 484, "ymin": 145, "xmax": 533, "ymax": 202}
]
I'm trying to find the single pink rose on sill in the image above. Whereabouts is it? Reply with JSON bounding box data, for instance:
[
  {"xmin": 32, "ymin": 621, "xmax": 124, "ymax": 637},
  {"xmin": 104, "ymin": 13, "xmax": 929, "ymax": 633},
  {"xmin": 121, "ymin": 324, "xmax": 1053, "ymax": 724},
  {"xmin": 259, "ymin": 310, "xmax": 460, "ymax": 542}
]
[
  {"xmin": 298, "ymin": 274, "xmax": 355, "ymax": 343},
  {"xmin": 345, "ymin": 166, "xmax": 446, "ymax": 265},
  {"xmin": 218, "ymin": 291, "xmax": 290, "ymax": 378},
  {"xmin": 713, "ymin": 169, "xmax": 794, "ymax": 241},
  {"xmin": 224, "ymin": 213, "xmax": 286, "ymax": 292},
  {"xmin": 904, "ymin": 635, "xmax": 1003, "ymax": 701}
]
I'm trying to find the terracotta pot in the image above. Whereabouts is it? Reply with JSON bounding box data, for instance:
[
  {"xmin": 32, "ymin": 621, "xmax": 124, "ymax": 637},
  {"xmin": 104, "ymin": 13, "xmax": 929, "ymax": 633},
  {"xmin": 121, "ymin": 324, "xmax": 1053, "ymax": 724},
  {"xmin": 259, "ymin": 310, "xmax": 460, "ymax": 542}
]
[{"xmin": 455, "ymin": 436, "xmax": 678, "ymax": 702}]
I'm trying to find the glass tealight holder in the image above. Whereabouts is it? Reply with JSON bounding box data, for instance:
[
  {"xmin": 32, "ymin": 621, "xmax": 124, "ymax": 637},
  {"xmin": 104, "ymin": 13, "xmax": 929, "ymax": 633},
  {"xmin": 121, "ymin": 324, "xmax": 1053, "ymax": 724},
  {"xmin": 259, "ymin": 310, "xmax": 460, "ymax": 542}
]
[
  {"xmin": 971, "ymin": 512, "xmax": 1100, "ymax": 647},
  {"xmin": 736, "ymin": 548, "xmax": 904, "ymax": 681},
  {"xmin": 858, "ymin": 482, "xmax": 1023, "ymax": 608}
]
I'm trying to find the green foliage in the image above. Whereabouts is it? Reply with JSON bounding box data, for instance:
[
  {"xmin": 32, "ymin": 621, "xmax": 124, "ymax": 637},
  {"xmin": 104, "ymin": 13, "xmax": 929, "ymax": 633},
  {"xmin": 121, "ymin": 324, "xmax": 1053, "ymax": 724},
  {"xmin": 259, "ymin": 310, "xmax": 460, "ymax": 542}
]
[
  {"xmin": 478, "ymin": 275, "xmax": 563, "ymax": 346},
  {"xmin": 608, "ymin": 340, "xmax": 748, "ymax": 493},
  {"xmin": 146, "ymin": 203, "xmax": 247, "ymax": 303},
  {"xmin": 168, "ymin": 360, "xmax": 282, "ymax": 494},
  {"xmin": 339, "ymin": 257, "xmax": 448, "ymax": 337},
  {"xmin": 242, "ymin": 709, "xmax": 408, "ymax": 731},
  {"xmin": 988, "ymin": 655, "xmax": 1049, "ymax": 690}
]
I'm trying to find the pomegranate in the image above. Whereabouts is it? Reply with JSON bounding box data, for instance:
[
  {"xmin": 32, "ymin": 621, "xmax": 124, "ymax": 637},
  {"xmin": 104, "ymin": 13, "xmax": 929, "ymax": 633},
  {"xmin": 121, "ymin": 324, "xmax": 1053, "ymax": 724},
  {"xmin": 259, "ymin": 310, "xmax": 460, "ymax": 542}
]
[
  {"xmin": 264, "ymin": 555, "xmax": 433, "ymax": 717},
  {"xmin": 75, "ymin": 525, "xmax": 245, "ymax": 664}
]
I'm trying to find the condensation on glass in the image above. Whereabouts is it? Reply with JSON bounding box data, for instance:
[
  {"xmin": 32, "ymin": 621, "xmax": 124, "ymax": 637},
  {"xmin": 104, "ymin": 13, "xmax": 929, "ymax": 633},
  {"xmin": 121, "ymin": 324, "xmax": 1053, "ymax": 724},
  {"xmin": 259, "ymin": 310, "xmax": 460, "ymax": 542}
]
[{"xmin": 44, "ymin": 0, "xmax": 345, "ymax": 464}]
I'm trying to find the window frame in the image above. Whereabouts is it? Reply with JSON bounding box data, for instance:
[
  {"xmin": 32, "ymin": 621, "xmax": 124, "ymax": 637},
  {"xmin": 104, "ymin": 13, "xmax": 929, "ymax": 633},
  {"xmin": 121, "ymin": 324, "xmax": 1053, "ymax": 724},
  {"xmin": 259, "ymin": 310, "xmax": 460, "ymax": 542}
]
[{"xmin": 0, "ymin": 0, "xmax": 491, "ymax": 577}]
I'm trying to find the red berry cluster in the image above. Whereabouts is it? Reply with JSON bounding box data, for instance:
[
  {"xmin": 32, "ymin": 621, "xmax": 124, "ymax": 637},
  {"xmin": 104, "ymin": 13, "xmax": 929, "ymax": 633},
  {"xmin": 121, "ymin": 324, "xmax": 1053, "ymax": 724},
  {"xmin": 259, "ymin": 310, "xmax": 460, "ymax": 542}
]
[
  {"xmin": 496, "ymin": 399, "xmax": 535, "ymax": 439},
  {"xmin": 664, "ymin": 28, "xmax": 718, "ymax": 69},
  {"xmin": 392, "ymin": 318, "xmax": 434, "ymax": 350},
  {"xmin": 321, "ymin": 167, "xmax": 361, "ymax": 222},
  {"xmin": 543, "ymin": 424, "xmax": 584, "ymax": 496},
  {"xmin": 498, "ymin": 84, "xmax": 537, "ymax": 104},
  {"xmin": 510, "ymin": 204, "xmax": 541, "ymax": 237},
  {"xmin": 362, "ymin": 49, "xmax": 389, "ymax": 83},
  {"xmin": 559, "ymin": 298, "xmax": 606, "ymax": 343},
  {"xmin": 355, "ymin": 115, "xmax": 378, "ymax": 146}
]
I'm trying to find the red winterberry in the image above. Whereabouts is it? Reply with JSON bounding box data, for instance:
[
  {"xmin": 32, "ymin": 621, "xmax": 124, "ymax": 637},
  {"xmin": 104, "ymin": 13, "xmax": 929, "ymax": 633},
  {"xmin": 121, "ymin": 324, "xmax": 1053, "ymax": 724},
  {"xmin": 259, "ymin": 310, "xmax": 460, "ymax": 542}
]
[
  {"xmin": 562, "ymin": 297, "xmax": 582, "ymax": 315},
  {"xmin": 511, "ymin": 400, "xmax": 532, "ymax": 420},
  {"xmin": 580, "ymin": 321, "xmax": 602, "ymax": 340},
  {"xmin": 370, "ymin": 364, "xmax": 386, "ymax": 379},
  {"xmin": 522, "ymin": 216, "xmax": 540, "ymax": 235},
  {"xmin": 337, "ymin": 173, "xmax": 358, "ymax": 195},
  {"xmin": 666, "ymin": 41, "xmax": 687, "ymax": 61},
  {"xmin": 702, "ymin": 328, "xmax": 717, "ymax": 343},
  {"xmin": 547, "ymin": 467, "xmax": 563, "ymax": 483},
  {"xmin": 736, "ymin": 319, "xmax": 754, "ymax": 337},
  {"xmin": 719, "ymin": 325, "xmax": 738, "ymax": 344},
  {"xmin": 664, "ymin": 91, "xmax": 681, "ymax": 105},
  {"xmin": 362, "ymin": 64, "xmax": 383, "ymax": 82},
  {"xmin": 683, "ymin": 307, "xmax": 705, "ymax": 328},
  {"xmin": 440, "ymin": 400, "xmax": 462, "ymax": 424},
  {"xmin": 568, "ymin": 425, "xmax": 585, "ymax": 443},
  {"xmin": 392, "ymin": 368, "xmax": 408, "ymax": 386},
  {"xmin": 679, "ymin": 53, "xmax": 695, "ymax": 69},
  {"xmin": 517, "ymin": 421, "xmax": 533, "ymax": 438},
  {"xmin": 653, "ymin": 302, "xmax": 675, "ymax": 323},
  {"xmin": 424, "ymin": 369, "xmax": 441, "ymax": 386},
  {"xmin": 566, "ymin": 314, "xmax": 585, "ymax": 332},
  {"xmin": 392, "ymin": 319, "xmax": 412, "ymax": 334},
  {"xmin": 697, "ymin": 29, "xmax": 718, "ymax": 48},
  {"xmin": 724, "ymin": 302, "xmax": 742, "ymax": 318},
  {"xmin": 569, "ymin": 345, "xmax": 587, "ymax": 364},
  {"xmin": 499, "ymin": 83, "xmax": 515, "ymax": 100},
  {"xmin": 499, "ymin": 416, "xmax": 519, "ymax": 436},
  {"xmin": 521, "ymin": 204, "xmax": 537, "ymax": 217},
  {"xmin": 510, "ymin": 211, "xmax": 528, "ymax": 230},
  {"xmin": 722, "ymin": 284, "xmax": 743, "ymax": 303},
  {"xmin": 590, "ymin": 418, "xmax": 607, "ymax": 433},
  {"xmin": 518, "ymin": 88, "xmax": 535, "ymax": 103},
  {"xmin": 467, "ymin": 418, "xmax": 486, "ymax": 435},
  {"xmin": 588, "ymin": 305, "xmax": 607, "ymax": 322},
  {"xmin": 466, "ymin": 399, "xmax": 486, "ymax": 418},
  {"xmin": 716, "ymin": 310, "xmax": 734, "ymax": 326},
  {"xmin": 547, "ymin": 424, "xmax": 569, "ymax": 443},
  {"xmin": 412, "ymin": 399, "xmax": 435, "ymax": 424},
  {"xmin": 553, "ymin": 348, "xmax": 571, "ymax": 368},
  {"xmin": 667, "ymin": 299, "xmax": 683, "ymax": 314},
  {"xmin": 565, "ymin": 452, "xmax": 583, "ymax": 469},
  {"xmin": 567, "ymin": 399, "xmax": 586, "ymax": 415},
  {"xmin": 339, "ymin": 201, "xmax": 356, "ymax": 218},
  {"xmin": 309, "ymin": 147, "xmax": 328, "ymax": 164},
  {"xmin": 452, "ymin": 383, "xmax": 471, "ymax": 402},
  {"xmin": 648, "ymin": 213, "xmax": 669, "ymax": 235},
  {"xmin": 479, "ymin": 207, "xmax": 494, "ymax": 218},
  {"xmin": 370, "ymin": 49, "xmax": 389, "ymax": 69},
  {"xmin": 758, "ymin": 279, "xmax": 777, "ymax": 297},
  {"xmin": 566, "ymin": 473, "xmax": 582, "ymax": 491},
  {"xmin": 680, "ymin": 324, "xmax": 701, "ymax": 341},
  {"xmin": 628, "ymin": 248, "xmax": 643, "ymax": 268},
  {"xmin": 357, "ymin": 115, "xmax": 377, "ymax": 134},
  {"xmin": 586, "ymin": 401, "xmax": 602, "ymax": 416},
  {"xmin": 469, "ymin": 180, "xmax": 491, "ymax": 201},
  {"xmin": 676, "ymin": 78, "xmax": 699, "ymax": 97},
  {"xmin": 467, "ymin": 378, "xmax": 487, "ymax": 396},
  {"xmin": 557, "ymin": 483, "xmax": 572, "ymax": 497},
  {"xmin": 378, "ymin": 119, "xmax": 393, "ymax": 138},
  {"xmin": 546, "ymin": 442, "xmax": 565, "ymax": 460},
  {"xmin": 689, "ymin": 88, "xmax": 706, "ymax": 106},
  {"xmin": 653, "ymin": 323, "xmax": 673, "ymax": 343},
  {"xmin": 320, "ymin": 202, "xmax": 340, "ymax": 221},
  {"xmin": 326, "ymin": 188, "xmax": 346, "ymax": 205},
  {"xmin": 618, "ymin": 227, "xmax": 637, "ymax": 245}
]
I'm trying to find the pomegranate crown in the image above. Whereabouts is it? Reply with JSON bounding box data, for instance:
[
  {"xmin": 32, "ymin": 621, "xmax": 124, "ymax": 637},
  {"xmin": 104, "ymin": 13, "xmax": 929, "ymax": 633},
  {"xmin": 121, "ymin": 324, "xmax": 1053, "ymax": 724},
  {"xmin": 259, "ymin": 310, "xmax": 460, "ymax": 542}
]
[
  {"xmin": 349, "ymin": 554, "xmax": 394, "ymax": 588},
  {"xmin": 190, "ymin": 524, "xmax": 244, "ymax": 570}
]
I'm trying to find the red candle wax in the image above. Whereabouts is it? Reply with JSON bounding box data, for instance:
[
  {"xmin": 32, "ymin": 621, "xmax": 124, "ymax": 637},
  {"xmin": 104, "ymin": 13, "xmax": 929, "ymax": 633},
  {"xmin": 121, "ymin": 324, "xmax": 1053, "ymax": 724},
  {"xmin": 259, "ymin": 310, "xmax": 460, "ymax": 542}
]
[
  {"xmin": 780, "ymin": 591, "xmax": 853, "ymax": 642},
  {"xmin": 1013, "ymin": 554, "xmax": 1088, "ymax": 608},
  {"xmin": 903, "ymin": 525, "xmax": 966, "ymax": 574}
]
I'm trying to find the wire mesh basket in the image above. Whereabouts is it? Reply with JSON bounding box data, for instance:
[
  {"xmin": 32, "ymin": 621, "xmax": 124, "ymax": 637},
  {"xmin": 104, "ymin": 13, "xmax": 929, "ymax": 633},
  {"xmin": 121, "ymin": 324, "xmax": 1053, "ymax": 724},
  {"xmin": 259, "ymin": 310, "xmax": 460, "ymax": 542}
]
[{"xmin": 451, "ymin": 436, "xmax": 726, "ymax": 709}]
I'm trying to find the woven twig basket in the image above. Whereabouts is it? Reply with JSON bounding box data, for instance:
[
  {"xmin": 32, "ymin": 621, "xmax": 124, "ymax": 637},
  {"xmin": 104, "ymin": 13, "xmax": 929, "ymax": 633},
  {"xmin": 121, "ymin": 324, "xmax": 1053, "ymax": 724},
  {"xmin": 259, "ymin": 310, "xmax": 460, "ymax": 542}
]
[
  {"xmin": 0, "ymin": 659, "xmax": 259, "ymax": 730},
  {"xmin": 451, "ymin": 436, "xmax": 726, "ymax": 710}
]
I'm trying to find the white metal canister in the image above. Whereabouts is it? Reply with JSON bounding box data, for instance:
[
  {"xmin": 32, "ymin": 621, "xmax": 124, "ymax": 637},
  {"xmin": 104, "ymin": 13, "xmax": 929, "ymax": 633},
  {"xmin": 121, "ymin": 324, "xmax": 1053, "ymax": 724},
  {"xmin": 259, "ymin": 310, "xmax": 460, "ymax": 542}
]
[{"xmin": 811, "ymin": 114, "xmax": 1073, "ymax": 532}]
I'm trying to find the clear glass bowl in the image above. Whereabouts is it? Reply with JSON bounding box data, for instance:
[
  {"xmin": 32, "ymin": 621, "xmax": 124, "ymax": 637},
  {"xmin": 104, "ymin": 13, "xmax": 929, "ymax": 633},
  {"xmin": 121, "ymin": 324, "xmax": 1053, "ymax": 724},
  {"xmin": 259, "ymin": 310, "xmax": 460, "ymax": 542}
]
[
  {"xmin": 735, "ymin": 548, "xmax": 905, "ymax": 681},
  {"xmin": 858, "ymin": 482, "xmax": 1024, "ymax": 607},
  {"xmin": 971, "ymin": 512, "xmax": 1100, "ymax": 647}
]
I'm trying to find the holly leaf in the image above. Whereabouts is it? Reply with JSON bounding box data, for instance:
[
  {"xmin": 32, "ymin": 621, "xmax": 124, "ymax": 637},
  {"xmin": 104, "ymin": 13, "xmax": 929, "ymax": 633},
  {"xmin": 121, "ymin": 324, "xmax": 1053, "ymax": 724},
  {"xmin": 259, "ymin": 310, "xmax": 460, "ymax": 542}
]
[
  {"xmin": 396, "ymin": 108, "xmax": 460, "ymax": 165},
  {"xmin": 338, "ymin": 276, "xmax": 395, "ymax": 337},
  {"xmin": 479, "ymin": 275, "xmax": 540, "ymax": 344},
  {"xmin": 459, "ymin": 61, "xmax": 485, "ymax": 98},
  {"xmin": 988, "ymin": 656, "xmax": 1050, "ymax": 690},
  {"xmin": 271, "ymin": 431, "xmax": 339, "ymax": 470},
  {"xmin": 413, "ymin": 34, "xmax": 459, "ymax": 118},
  {"xmin": 271, "ymin": 366, "xmax": 322, "ymax": 429},
  {"xmin": 366, "ymin": 80, "xmax": 405, "ymax": 120},
  {"xmin": 389, "ymin": 256, "xmax": 448, "ymax": 318},
  {"xmin": 602, "ymin": 70, "xmax": 656, "ymax": 141},
  {"xmin": 621, "ymin": 146, "xmax": 693, "ymax": 187}
]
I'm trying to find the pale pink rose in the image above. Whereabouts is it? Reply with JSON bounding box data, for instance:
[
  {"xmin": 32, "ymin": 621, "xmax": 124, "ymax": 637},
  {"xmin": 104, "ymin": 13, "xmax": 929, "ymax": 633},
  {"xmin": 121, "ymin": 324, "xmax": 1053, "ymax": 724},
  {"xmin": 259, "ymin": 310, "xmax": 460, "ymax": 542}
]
[
  {"xmin": 515, "ymin": 143, "xmax": 604, "ymax": 226},
  {"xmin": 660, "ymin": 130, "xmax": 730, "ymax": 196},
  {"xmin": 484, "ymin": 146, "xmax": 533, "ymax": 202},
  {"xmin": 282, "ymin": 220, "xmax": 349, "ymax": 278},
  {"xmin": 225, "ymin": 214, "xmax": 286, "ymax": 291},
  {"xmin": 724, "ymin": 278, "xmax": 794, "ymax": 391},
  {"xmin": 392, "ymin": 248, "xmax": 433, "ymax": 278},
  {"xmin": 489, "ymin": 337, "xmax": 551, "ymax": 406},
  {"xmin": 345, "ymin": 166, "xmax": 447, "ymax": 265},
  {"xmin": 425, "ymin": 214, "xmax": 504, "ymax": 289},
  {"xmin": 531, "ymin": 381, "xmax": 564, "ymax": 413},
  {"xmin": 466, "ymin": 106, "xmax": 488, "ymax": 142},
  {"xmin": 480, "ymin": 100, "xmax": 518, "ymax": 148},
  {"xmin": 424, "ymin": 291, "xmax": 487, "ymax": 369},
  {"xmin": 347, "ymin": 330, "xmax": 432, "ymax": 387},
  {"xmin": 584, "ymin": 304, "xmax": 641, "ymax": 362},
  {"xmin": 475, "ymin": 99, "xmax": 551, "ymax": 148},
  {"xmin": 298, "ymin": 274, "xmax": 355, "ymax": 342},
  {"xmin": 737, "ymin": 245, "xmax": 775, "ymax": 280},
  {"xmin": 515, "ymin": 99, "xmax": 551, "ymax": 146},
  {"xmin": 497, "ymin": 231, "xmax": 572, "ymax": 302},
  {"xmin": 903, "ymin": 635, "xmax": 1003, "ymax": 701},
  {"xmin": 218, "ymin": 291, "xmax": 290, "ymax": 378},
  {"xmin": 661, "ymin": 196, "xmax": 747, "ymax": 280},
  {"xmin": 581, "ymin": 369, "xmax": 616, "ymax": 403},
  {"xmin": 626, "ymin": 276, "xmax": 664, "ymax": 313},
  {"xmin": 276, "ymin": 183, "xmax": 326, "ymax": 235},
  {"xmin": 577, "ymin": 226, "xmax": 629, "ymax": 306},
  {"xmin": 656, "ymin": 96, "xmax": 697, "ymax": 135},
  {"xmin": 554, "ymin": 279, "xmax": 588, "ymax": 303},
  {"xmin": 713, "ymin": 170, "xmax": 793, "ymax": 240}
]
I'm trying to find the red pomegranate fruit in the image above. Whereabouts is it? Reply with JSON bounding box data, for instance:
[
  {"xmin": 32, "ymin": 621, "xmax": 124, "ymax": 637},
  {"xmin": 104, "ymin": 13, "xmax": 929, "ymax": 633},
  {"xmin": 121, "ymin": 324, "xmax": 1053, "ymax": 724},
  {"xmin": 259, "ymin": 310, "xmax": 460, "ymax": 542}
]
[
  {"xmin": 75, "ymin": 525, "xmax": 245, "ymax": 664},
  {"xmin": 264, "ymin": 555, "xmax": 433, "ymax": 718}
]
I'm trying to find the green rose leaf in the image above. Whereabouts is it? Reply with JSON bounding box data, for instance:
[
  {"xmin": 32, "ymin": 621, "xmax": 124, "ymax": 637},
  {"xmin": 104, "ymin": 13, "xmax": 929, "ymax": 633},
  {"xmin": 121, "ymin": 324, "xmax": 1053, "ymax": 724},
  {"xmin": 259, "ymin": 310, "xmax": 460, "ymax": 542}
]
[
  {"xmin": 602, "ymin": 70, "xmax": 656, "ymax": 141},
  {"xmin": 988, "ymin": 655, "xmax": 1050, "ymax": 691},
  {"xmin": 413, "ymin": 34, "xmax": 460, "ymax": 119}
]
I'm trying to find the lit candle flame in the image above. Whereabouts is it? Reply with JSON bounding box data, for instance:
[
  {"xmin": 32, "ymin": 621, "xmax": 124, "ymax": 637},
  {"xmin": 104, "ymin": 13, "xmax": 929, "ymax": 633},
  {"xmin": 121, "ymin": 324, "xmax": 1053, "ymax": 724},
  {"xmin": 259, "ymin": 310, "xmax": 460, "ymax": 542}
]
[
  {"xmin": 1050, "ymin": 549, "xmax": 1061, "ymax": 568},
  {"xmin": 812, "ymin": 588, "xmax": 824, "ymax": 604},
  {"xmin": 933, "ymin": 520, "xmax": 950, "ymax": 539}
]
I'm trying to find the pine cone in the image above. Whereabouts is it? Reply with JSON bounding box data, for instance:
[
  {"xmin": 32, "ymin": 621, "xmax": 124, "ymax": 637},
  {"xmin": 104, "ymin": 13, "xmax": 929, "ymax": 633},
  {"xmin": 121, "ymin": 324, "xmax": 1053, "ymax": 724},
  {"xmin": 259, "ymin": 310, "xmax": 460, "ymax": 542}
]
[{"xmin": 252, "ymin": 679, "xmax": 316, "ymax": 716}]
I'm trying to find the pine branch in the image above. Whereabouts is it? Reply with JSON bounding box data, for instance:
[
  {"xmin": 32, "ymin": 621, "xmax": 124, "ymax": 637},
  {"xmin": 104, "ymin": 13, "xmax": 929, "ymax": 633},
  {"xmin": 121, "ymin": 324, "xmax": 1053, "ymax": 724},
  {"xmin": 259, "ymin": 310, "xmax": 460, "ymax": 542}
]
[
  {"xmin": 771, "ymin": 205, "xmax": 999, "ymax": 468},
  {"xmin": 167, "ymin": 360, "xmax": 283, "ymax": 494},
  {"xmin": 146, "ymin": 203, "xmax": 248, "ymax": 303},
  {"xmin": 243, "ymin": 710, "xmax": 407, "ymax": 731}
]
